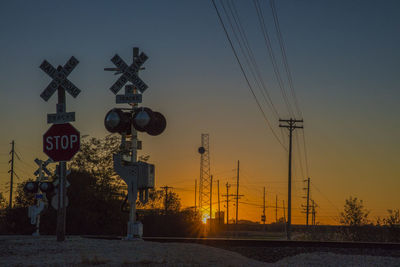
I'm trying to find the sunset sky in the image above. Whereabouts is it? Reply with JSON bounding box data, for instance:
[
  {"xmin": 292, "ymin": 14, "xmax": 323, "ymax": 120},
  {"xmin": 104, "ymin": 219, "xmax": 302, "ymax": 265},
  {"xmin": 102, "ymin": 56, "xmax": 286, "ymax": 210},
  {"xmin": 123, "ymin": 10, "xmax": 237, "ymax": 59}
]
[{"xmin": 0, "ymin": 0, "xmax": 399, "ymax": 225}]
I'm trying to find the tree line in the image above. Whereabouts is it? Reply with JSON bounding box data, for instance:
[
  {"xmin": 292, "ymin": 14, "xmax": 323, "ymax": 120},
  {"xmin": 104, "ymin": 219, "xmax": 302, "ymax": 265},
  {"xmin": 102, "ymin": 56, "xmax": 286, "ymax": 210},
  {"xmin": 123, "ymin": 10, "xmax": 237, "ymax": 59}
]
[
  {"xmin": 0, "ymin": 135, "xmax": 398, "ymax": 241},
  {"xmin": 0, "ymin": 135, "xmax": 203, "ymax": 237}
]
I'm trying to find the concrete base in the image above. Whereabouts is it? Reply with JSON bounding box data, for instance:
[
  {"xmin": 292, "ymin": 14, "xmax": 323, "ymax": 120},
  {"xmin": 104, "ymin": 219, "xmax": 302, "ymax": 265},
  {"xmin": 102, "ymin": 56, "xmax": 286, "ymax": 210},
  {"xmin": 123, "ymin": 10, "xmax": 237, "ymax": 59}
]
[{"xmin": 126, "ymin": 221, "xmax": 143, "ymax": 240}]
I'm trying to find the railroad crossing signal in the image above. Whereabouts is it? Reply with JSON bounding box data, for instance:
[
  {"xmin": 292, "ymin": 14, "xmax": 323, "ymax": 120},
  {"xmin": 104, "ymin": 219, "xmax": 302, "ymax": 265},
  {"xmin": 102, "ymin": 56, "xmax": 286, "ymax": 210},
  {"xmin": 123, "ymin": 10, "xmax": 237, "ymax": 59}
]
[
  {"xmin": 39, "ymin": 56, "xmax": 81, "ymax": 101},
  {"xmin": 108, "ymin": 53, "xmax": 149, "ymax": 94},
  {"xmin": 33, "ymin": 158, "xmax": 53, "ymax": 177},
  {"xmin": 43, "ymin": 123, "xmax": 80, "ymax": 162}
]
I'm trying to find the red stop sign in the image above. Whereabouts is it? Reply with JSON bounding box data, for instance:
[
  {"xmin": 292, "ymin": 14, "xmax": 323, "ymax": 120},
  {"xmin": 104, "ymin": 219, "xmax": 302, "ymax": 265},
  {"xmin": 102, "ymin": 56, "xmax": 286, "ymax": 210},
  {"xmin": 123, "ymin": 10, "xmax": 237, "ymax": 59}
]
[{"xmin": 43, "ymin": 123, "xmax": 80, "ymax": 162}]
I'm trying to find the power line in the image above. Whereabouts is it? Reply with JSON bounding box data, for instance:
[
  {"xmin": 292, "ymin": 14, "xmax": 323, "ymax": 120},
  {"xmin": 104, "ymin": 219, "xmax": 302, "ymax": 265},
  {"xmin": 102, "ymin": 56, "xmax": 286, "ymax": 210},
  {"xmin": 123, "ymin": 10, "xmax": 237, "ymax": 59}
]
[
  {"xmin": 253, "ymin": 0, "xmax": 294, "ymax": 118},
  {"xmin": 227, "ymin": 0, "xmax": 281, "ymax": 120},
  {"xmin": 301, "ymin": 129, "xmax": 310, "ymax": 177},
  {"xmin": 311, "ymin": 181, "xmax": 341, "ymax": 214},
  {"xmin": 211, "ymin": 0, "xmax": 287, "ymax": 150},
  {"xmin": 269, "ymin": 0, "xmax": 303, "ymax": 119}
]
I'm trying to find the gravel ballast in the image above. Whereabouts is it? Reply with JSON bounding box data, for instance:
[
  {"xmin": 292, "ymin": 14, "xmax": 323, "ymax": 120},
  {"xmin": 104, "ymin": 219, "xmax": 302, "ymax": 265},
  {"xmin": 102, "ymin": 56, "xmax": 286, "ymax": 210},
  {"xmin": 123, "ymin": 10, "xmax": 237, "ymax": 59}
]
[{"xmin": 1, "ymin": 236, "xmax": 400, "ymax": 266}]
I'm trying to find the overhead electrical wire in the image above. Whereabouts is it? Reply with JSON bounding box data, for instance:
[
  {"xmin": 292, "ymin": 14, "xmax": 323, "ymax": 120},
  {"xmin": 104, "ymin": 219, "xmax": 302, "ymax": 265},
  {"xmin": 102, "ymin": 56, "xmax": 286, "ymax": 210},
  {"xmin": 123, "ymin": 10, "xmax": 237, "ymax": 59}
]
[
  {"xmin": 253, "ymin": 0, "xmax": 294, "ymax": 118},
  {"xmin": 212, "ymin": 0, "xmax": 325, "ymax": 223},
  {"xmin": 211, "ymin": 0, "xmax": 286, "ymax": 150},
  {"xmin": 227, "ymin": 0, "xmax": 280, "ymax": 120},
  {"xmin": 269, "ymin": 0, "xmax": 302, "ymax": 119}
]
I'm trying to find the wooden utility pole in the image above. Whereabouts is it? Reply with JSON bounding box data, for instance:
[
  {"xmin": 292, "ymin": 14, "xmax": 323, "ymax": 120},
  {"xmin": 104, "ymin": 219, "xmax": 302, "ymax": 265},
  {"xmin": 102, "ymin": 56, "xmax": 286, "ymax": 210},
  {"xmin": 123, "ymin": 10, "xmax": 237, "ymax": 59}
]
[
  {"xmin": 8, "ymin": 140, "xmax": 15, "ymax": 209},
  {"xmin": 279, "ymin": 118, "xmax": 303, "ymax": 240},
  {"xmin": 275, "ymin": 195, "xmax": 278, "ymax": 222},
  {"xmin": 194, "ymin": 179, "xmax": 197, "ymax": 213},
  {"xmin": 283, "ymin": 200, "xmax": 286, "ymax": 222},
  {"xmin": 224, "ymin": 183, "xmax": 231, "ymax": 225},
  {"xmin": 312, "ymin": 199, "xmax": 316, "ymax": 225},
  {"xmin": 217, "ymin": 180, "xmax": 221, "ymax": 224},
  {"xmin": 161, "ymin": 186, "xmax": 172, "ymax": 215},
  {"xmin": 262, "ymin": 187, "xmax": 266, "ymax": 225},
  {"xmin": 210, "ymin": 175, "xmax": 213, "ymax": 231},
  {"xmin": 306, "ymin": 177, "xmax": 310, "ymax": 226},
  {"xmin": 236, "ymin": 160, "xmax": 239, "ymax": 224}
]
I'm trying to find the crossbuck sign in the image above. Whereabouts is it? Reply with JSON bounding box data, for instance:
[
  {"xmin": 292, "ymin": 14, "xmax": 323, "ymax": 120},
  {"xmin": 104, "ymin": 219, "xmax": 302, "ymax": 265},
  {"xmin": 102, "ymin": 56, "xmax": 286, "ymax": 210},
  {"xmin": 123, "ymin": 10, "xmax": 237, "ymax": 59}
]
[
  {"xmin": 109, "ymin": 54, "xmax": 148, "ymax": 94},
  {"xmin": 40, "ymin": 56, "xmax": 81, "ymax": 101}
]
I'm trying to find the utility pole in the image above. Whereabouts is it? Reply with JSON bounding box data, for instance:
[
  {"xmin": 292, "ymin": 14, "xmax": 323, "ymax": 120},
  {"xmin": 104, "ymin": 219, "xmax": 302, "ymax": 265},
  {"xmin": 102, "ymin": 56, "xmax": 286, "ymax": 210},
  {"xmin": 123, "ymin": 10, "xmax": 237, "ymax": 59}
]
[
  {"xmin": 283, "ymin": 200, "xmax": 286, "ymax": 222},
  {"xmin": 236, "ymin": 160, "xmax": 239, "ymax": 224},
  {"xmin": 226, "ymin": 183, "xmax": 230, "ymax": 225},
  {"xmin": 262, "ymin": 187, "xmax": 266, "ymax": 225},
  {"xmin": 161, "ymin": 186, "xmax": 172, "ymax": 215},
  {"xmin": 210, "ymin": 175, "xmax": 213, "ymax": 231},
  {"xmin": 194, "ymin": 179, "xmax": 197, "ymax": 214},
  {"xmin": 283, "ymin": 200, "xmax": 287, "ymax": 235},
  {"xmin": 279, "ymin": 118, "xmax": 303, "ymax": 240},
  {"xmin": 306, "ymin": 177, "xmax": 310, "ymax": 226},
  {"xmin": 311, "ymin": 199, "xmax": 317, "ymax": 225},
  {"xmin": 224, "ymin": 183, "xmax": 231, "ymax": 225},
  {"xmin": 275, "ymin": 195, "xmax": 278, "ymax": 222},
  {"xmin": 217, "ymin": 180, "xmax": 221, "ymax": 224},
  {"xmin": 8, "ymin": 140, "xmax": 15, "ymax": 209}
]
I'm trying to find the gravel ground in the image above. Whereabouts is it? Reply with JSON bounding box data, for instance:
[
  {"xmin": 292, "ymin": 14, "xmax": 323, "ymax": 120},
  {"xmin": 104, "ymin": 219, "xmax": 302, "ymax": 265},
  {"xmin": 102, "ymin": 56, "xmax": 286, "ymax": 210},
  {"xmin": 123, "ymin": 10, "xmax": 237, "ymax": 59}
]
[
  {"xmin": 0, "ymin": 236, "xmax": 264, "ymax": 266},
  {"xmin": 219, "ymin": 245, "xmax": 400, "ymax": 263},
  {"xmin": 1, "ymin": 236, "xmax": 400, "ymax": 266}
]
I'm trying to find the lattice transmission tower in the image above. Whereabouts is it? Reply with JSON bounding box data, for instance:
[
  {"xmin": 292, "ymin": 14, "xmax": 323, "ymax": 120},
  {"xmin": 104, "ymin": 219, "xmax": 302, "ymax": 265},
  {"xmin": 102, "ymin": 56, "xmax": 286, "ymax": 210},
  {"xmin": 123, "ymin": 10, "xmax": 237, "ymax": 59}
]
[{"xmin": 198, "ymin": 134, "xmax": 211, "ymax": 222}]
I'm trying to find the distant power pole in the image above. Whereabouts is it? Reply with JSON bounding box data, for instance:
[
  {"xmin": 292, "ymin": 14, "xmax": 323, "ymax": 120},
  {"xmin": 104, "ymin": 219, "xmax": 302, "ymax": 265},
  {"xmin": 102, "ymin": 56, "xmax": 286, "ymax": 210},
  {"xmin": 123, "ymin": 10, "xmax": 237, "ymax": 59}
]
[
  {"xmin": 275, "ymin": 195, "xmax": 278, "ymax": 222},
  {"xmin": 311, "ymin": 199, "xmax": 317, "ymax": 225},
  {"xmin": 161, "ymin": 186, "xmax": 172, "ymax": 215},
  {"xmin": 8, "ymin": 140, "xmax": 15, "ymax": 209},
  {"xmin": 236, "ymin": 160, "xmax": 239, "ymax": 224},
  {"xmin": 217, "ymin": 180, "xmax": 221, "ymax": 224},
  {"xmin": 210, "ymin": 175, "xmax": 213, "ymax": 231},
  {"xmin": 279, "ymin": 118, "xmax": 304, "ymax": 240},
  {"xmin": 224, "ymin": 183, "xmax": 231, "ymax": 225},
  {"xmin": 262, "ymin": 187, "xmax": 266, "ymax": 225},
  {"xmin": 194, "ymin": 179, "xmax": 197, "ymax": 213},
  {"xmin": 283, "ymin": 200, "xmax": 286, "ymax": 222},
  {"xmin": 226, "ymin": 183, "xmax": 230, "ymax": 225},
  {"xmin": 306, "ymin": 177, "xmax": 310, "ymax": 226}
]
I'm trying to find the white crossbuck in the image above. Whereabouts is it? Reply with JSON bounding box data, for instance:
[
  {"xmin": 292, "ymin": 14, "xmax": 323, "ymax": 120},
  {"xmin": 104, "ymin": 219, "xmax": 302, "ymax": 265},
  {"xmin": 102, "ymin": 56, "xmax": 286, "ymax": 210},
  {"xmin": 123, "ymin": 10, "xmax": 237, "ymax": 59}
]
[
  {"xmin": 109, "ymin": 53, "xmax": 148, "ymax": 94},
  {"xmin": 40, "ymin": 56, "xmax": 81, "ymax": 101}
]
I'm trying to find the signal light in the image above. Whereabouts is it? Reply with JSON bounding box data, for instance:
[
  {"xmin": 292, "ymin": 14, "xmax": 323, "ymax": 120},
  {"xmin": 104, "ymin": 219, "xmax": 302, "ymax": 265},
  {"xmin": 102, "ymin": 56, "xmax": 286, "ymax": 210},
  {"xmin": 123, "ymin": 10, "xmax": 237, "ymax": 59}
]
[
  {"xmin": 132, "ymin": 107, "xmax": 153, "ymax": 132},
  {"xmin": 39, "ymin": 182, "xmax": 54, "ymax": 193},
  {"xmin": 145, "ymin": 112, "xmax": 166, "ymax": 136},
  {"xmin": 104, "ymin": 107, "xmax": 166, "ymax": 136},
  {"xmin": 104, "ymin": 108, "xmax": 132, "ymax": 135},
  {"xmin": 24, "ymin": 181, "xmax": 39, "ymax": 194}
]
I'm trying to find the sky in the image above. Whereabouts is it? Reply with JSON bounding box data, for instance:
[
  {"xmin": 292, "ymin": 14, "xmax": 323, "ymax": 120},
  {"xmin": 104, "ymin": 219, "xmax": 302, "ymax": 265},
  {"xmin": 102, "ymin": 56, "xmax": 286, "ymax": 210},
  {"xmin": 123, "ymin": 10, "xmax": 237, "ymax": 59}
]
[{"xmin": 0, "ymin": 0, "xmax": 399, "ymax": 225}]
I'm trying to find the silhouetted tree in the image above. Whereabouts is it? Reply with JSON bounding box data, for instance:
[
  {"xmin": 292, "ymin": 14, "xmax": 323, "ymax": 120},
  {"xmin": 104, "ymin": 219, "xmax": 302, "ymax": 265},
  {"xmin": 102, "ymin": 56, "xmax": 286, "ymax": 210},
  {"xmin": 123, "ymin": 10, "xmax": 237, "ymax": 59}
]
[
  {"xmin": 14, "ymin": 179, "xmax": 35, "ymax": 208},
  {"xmin": 0, "ymin": 192, "xmax": 7, "ymax": 209},
  {"xmin": 383, "ymin": 209, "xmax": 400, "ymax": 226},
  {"xmin": 340, "ymin": 196, "xmax": 370, "ymax": 226}
]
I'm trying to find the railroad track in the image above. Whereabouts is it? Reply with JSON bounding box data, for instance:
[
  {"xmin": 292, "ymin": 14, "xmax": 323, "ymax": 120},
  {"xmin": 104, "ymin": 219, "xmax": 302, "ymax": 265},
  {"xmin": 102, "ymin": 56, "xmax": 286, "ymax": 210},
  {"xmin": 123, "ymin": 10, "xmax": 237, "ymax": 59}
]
[{"xmin": 81, "ymin": 236, "xmax": 400, "ymax": 250}]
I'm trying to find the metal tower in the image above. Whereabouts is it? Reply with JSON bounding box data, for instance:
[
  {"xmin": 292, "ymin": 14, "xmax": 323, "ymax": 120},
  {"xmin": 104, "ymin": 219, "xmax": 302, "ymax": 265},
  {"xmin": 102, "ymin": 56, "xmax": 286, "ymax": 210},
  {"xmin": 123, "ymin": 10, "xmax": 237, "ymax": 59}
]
[{"xmin": 198, "ymin": 134, "xmax": 211, "ymax": 222}]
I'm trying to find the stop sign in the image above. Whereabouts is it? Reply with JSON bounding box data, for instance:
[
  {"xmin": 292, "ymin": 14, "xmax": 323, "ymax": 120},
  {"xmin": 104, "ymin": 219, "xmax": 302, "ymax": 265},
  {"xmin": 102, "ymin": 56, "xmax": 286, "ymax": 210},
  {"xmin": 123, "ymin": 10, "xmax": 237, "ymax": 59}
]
[{"xmin": 43, "ymin": 123, "xmax": 80, "ymax": 162}]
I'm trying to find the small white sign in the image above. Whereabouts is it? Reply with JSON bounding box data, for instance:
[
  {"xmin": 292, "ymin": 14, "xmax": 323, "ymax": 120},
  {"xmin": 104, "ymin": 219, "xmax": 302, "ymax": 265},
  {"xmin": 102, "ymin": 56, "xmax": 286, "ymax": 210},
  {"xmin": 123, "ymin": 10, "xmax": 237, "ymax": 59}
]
[
  {"xmin": 116, "ymin": 94, "xmax": 142, "ymax": 104},
  {"xmin": 47, "ymin": 112, "xmax": 75, "ymax": 124}
]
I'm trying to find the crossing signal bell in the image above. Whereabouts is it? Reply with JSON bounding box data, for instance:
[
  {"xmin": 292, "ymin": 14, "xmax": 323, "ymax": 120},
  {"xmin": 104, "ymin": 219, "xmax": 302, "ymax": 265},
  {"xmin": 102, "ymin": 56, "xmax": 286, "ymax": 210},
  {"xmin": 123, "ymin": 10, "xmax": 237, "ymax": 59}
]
[{"xmin": 104, "ymin": 107, "xmax": 166, "ymax": 136}]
